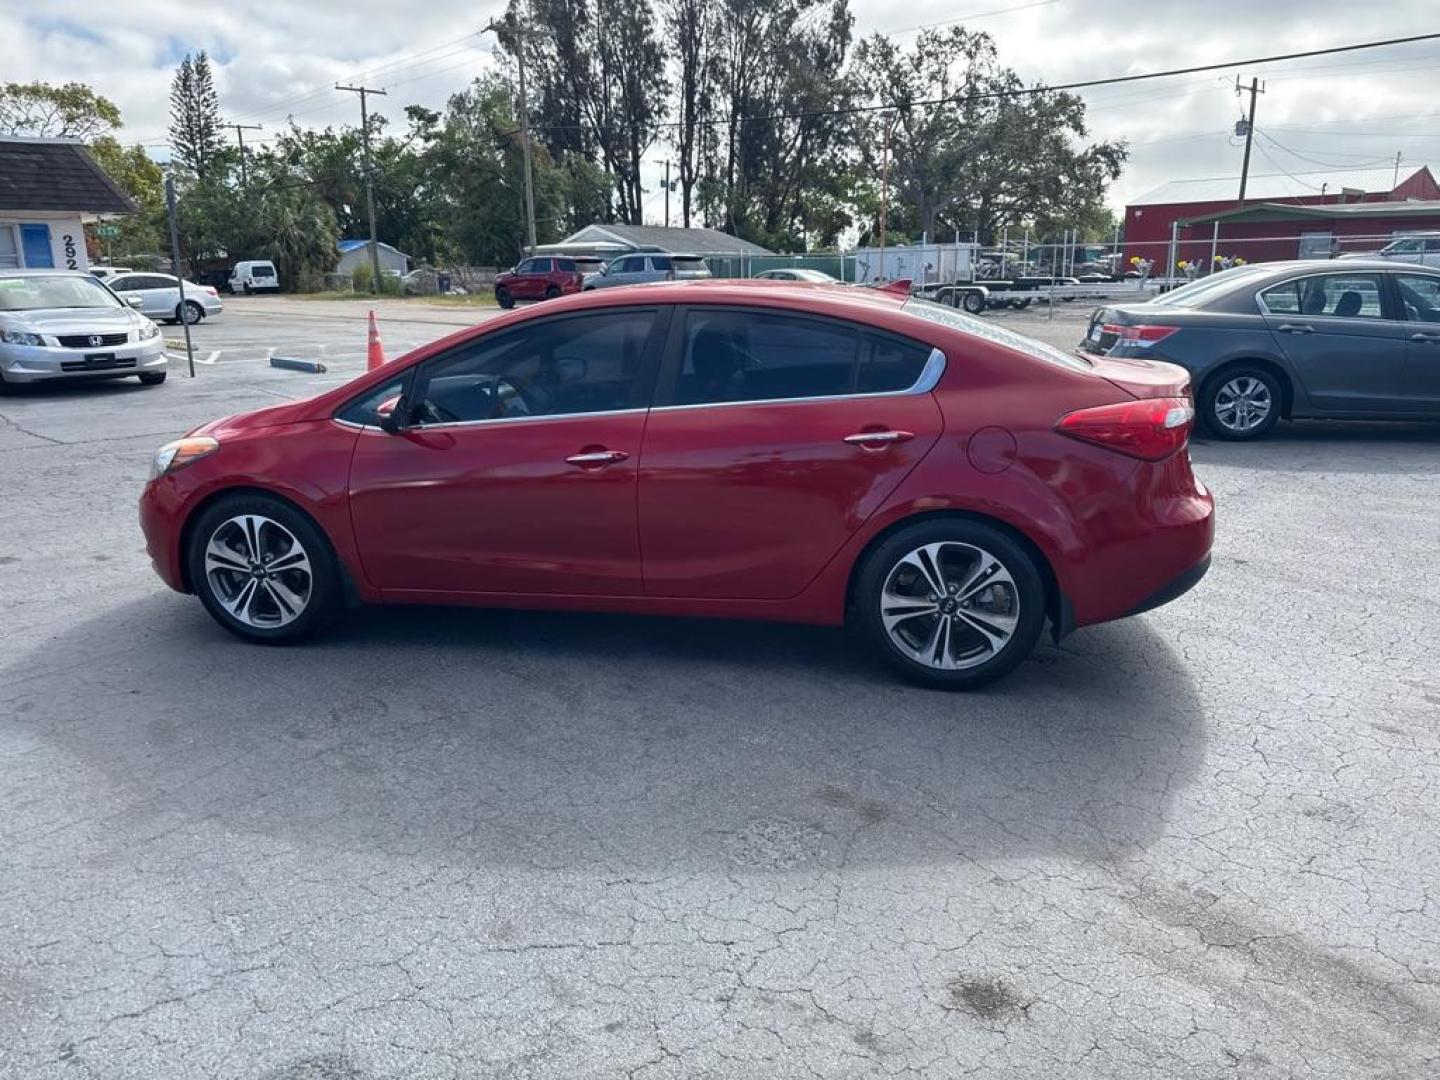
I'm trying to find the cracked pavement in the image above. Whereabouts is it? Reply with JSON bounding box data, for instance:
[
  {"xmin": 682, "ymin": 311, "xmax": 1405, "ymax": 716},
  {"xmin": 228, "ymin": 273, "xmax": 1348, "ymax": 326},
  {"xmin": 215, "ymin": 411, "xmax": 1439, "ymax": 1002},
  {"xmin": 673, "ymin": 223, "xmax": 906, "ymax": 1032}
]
[{"xmin": 2, "ymin": 300, "xmax": 1438, "ymax": 1078}]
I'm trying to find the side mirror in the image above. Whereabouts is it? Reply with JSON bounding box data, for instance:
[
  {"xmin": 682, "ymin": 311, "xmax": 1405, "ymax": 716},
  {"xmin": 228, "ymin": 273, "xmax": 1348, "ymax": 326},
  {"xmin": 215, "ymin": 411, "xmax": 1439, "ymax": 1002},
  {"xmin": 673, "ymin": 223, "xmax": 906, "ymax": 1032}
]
[
  {"xmin": 125, "ymin": 295, "xmax": 144, "ymax": 309},
  {"xmin": 376, "ymin": 394, "xmax": 407, "ymax": 434}
]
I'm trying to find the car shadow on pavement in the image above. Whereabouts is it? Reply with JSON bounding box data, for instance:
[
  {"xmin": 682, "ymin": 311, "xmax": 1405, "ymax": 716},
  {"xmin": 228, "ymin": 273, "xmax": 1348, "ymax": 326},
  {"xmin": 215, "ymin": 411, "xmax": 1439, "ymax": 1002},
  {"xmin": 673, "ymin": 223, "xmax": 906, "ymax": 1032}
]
[{"xmin": 8, "ymin": 595, "xmax": 1207, "ymax": 873}]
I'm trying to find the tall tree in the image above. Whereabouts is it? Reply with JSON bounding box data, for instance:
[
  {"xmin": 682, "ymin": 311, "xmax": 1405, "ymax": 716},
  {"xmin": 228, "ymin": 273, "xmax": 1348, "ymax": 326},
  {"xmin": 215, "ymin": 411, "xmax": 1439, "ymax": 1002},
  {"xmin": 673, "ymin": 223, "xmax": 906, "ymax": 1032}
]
[
  {"xmin": 664, "ymin": 0, "xmax": 718, "ymax": 227},
  {"xmin": 507, "ymin": 0, "xmax": 666, "ymax": 224},
  {"xmin": 706, "ymin": 0, "xmax": 856, "ymax": 248},
  {"xmin": 0, "ymin": 81, "xmax": 121, "ymax": 139},
  {"xmin": 852, "ymin": 28, "xmax": 1126, "ymax": 244},
  {"xmin": 169, "ymin": 52, "xmax": 222, "ymax": 178}
]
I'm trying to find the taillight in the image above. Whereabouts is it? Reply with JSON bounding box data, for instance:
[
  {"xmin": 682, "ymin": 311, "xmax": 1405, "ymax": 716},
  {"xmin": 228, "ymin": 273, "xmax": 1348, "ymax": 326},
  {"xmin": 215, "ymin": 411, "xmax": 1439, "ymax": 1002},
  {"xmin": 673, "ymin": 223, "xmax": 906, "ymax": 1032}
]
[
  {"xmin": 1056, "ymin": 397, "xmax": 1195, "ymax": 461},
  {"xmin": 1102, "ymin": 323, "xmax": 1180, "ymax": 348}
]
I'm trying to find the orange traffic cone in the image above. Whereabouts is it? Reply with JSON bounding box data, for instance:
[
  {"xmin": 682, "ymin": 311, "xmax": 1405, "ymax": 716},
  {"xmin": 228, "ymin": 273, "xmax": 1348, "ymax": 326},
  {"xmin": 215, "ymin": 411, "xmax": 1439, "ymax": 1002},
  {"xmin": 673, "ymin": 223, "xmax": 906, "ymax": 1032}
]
[{"xmin": 366, "ymin": 309, "xmax": 385, "ymax": 370}]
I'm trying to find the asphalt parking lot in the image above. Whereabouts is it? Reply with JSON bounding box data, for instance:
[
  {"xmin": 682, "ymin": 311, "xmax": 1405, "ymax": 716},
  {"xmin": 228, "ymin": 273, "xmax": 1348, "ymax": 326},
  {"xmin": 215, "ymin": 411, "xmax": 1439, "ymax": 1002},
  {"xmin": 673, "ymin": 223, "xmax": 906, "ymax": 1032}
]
[{"xmin": 2, "ymin": 296, "xmax": 1439, "ymax": 1079}]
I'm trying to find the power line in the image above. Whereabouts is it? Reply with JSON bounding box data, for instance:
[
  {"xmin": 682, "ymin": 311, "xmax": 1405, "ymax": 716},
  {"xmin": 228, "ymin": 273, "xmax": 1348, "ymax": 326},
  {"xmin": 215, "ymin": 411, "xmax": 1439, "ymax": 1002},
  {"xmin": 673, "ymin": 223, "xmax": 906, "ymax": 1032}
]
[
  {"xmin": 1255, "ymin": 130, "xmax": 1400, "ymax": 168},
  {"xmin": 880, "ymin": 0, "xmax": 1062, "ymax": 36},
  {"xmin": 524, "ymin": 29, "xmax": 1440, "ymax": 135}
]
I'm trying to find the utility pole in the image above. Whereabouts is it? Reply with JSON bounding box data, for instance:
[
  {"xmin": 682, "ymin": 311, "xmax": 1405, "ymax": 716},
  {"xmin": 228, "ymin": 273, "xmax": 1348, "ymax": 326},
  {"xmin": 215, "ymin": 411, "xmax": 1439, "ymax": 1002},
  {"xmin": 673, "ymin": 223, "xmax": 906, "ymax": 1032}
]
[
  {"xmin": 878, "ymin": 113, "xmax": 897, "ymax": 281},
  {"xmin": 483, "ymin": 19, "xmax": 537, "ymax": 254},
  {"xmin": 335, "ymin": 84, "xmax": 387, "ymax": 293},
  {"xmin": 659, "ymin": 159, "xmax": 671, "ymax": 227},
  {"xmin": 223, "ymin": 122, "xmax": 263, "ymax": 185},
  {"xmin": 164, "ymin": 175, "xmax": 196, "ymax": 378},
  {"xmin": 1235, "ymin": 76, "xmax": 1265, "ymax": 204},
  {"xmin": 1393, "ymin": 150, "xmax": 1404, "ymax": 193}
]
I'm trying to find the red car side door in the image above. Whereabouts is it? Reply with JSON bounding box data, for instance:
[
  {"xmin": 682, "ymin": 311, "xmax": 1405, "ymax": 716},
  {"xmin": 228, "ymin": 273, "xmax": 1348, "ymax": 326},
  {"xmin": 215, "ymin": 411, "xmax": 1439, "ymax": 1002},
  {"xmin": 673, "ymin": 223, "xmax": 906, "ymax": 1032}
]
[
  {"xmin": 637, "ymin": 306, "xmax": 945, "ymax": 600},
  {"xmin": 347, "ymin": 306, "xmax": 668, "ymax": 598},
  {"xmin": 510, "ymin": 258, "xmax": 542, "ymax": 299}
]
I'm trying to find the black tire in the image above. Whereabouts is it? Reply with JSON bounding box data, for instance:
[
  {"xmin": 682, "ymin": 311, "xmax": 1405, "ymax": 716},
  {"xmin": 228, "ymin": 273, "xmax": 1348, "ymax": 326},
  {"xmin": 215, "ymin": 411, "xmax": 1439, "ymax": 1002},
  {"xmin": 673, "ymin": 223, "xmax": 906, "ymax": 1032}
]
[
  {"xmin": 962, "ymin": 290, "xmax": 985, "ymax": 315},
  {"xmin": 544, "ymin": 285, "xmax": 561, "ymax": 300},
  {"xmin": 0, "ymin": 370, "xmax": 15, "ymax": 395},
  {"xmin": 496, "ymin": 286, "xmax": 514, "ymax": 309},
  {"xmin": 139, "ymin": 371, "xmax": 167, "ymax": 386},
  {"xmin": 854, "ymin": 519, "xmax": 1046, "ymax": 690},
  {"xmin": 243, "ymin": 283, "xmax": 252, "ymax": 295},
  {"xmin": 1199, "ymin": 364, "xmax": 1283, "ymax": 441},
  {"xmin": 187, "ymin": 493, "xmax": 344, "ymax": 644},
  {"xmin": 177, "ymin": 300, "xmax": 204, "ymax": 324}
]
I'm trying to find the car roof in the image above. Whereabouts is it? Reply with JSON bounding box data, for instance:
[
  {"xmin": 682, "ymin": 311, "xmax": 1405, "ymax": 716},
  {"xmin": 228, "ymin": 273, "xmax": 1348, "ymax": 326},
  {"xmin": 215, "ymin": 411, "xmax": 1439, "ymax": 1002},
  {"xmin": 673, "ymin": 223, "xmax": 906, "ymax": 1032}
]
[{"xmin": 1250, "ymin": 258, "xmax": 1437, "ymax": 274}]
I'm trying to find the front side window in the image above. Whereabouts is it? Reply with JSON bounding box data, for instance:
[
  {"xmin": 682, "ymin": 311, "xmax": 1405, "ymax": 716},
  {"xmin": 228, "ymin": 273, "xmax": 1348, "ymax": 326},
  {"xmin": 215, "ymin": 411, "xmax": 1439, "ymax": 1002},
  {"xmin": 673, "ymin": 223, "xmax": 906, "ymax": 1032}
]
[
  {"xmin": 337, "ymin": 373, "xmax": 409, "ymax": 426},
  {"xmin": 1260, "ymin": 274, "xmax": 1385, "ymax": 319},
  {"xmin": 1384, "ymin": 238, "xmax": 1423, "ymax": 255},
  {"xmin": 1395, "ymin": 273, "xmax": 1440, "ymax": 323},
  {"xmin": 413, "ymin": 309, "xmax": 660, "ymax": 424},
  {"xmin": 514, "ymin": 259, "xmax": 537, "ymax": 274}
]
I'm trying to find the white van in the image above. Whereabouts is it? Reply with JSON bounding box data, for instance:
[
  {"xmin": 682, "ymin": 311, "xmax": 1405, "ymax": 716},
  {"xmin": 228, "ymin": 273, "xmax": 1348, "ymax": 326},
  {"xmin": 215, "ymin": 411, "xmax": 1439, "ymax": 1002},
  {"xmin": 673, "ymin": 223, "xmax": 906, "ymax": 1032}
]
[{"xmin": 228, "ymin": 260, "xmax": 280, "ymax": 294}]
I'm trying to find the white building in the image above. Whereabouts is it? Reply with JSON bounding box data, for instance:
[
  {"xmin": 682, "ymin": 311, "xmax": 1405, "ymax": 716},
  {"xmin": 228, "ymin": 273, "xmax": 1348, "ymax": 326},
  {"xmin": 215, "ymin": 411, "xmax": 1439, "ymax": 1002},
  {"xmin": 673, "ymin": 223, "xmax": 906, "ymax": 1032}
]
[{"xmin": 0, "ymin": 137, "xmax": 135, "ymax": 271}]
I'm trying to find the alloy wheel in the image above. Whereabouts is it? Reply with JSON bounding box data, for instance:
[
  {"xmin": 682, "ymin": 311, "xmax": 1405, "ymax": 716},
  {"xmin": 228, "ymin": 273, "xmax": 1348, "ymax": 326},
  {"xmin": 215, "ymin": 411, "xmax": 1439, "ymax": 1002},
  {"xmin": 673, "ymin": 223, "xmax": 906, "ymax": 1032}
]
[
  {"xmin": 1213, "ymin": 375, "xmax": 1272, "ymax": 433},
  {"xmin": 203, "ymin": 514, "xmax": 313, "ymax": 628},
  {"xmin": 879, "ymin": 541, "xmax": 1021, "ymax": 670}
]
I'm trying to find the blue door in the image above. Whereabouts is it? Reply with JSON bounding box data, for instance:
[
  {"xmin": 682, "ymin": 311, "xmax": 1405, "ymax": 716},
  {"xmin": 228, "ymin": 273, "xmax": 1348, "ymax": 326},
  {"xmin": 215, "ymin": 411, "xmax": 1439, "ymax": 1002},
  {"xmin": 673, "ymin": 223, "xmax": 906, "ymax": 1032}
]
[{"xmin": 19, "ymin": 224, "xmax": 54, "ymax": 268}]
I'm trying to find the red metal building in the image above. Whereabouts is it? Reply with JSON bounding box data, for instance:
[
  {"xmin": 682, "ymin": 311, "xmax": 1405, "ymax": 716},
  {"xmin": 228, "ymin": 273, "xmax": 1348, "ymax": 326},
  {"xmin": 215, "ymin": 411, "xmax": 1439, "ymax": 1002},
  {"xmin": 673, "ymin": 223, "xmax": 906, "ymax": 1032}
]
[{"xmin": 1123, "ymin": 165, "xmax": 1440, "ymax": 270}]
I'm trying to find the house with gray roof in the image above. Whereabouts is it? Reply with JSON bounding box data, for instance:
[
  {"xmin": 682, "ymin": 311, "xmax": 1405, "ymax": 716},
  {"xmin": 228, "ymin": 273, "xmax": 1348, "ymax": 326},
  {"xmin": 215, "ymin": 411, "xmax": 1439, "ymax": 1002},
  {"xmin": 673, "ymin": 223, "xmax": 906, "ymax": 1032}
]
[
  {"xmin": 0, "ymin": 137, "xmax": 135, "ymax": 272},
  {"xmin": 540, "ymin": 223, "xmax": 772, "ymax": 258}
]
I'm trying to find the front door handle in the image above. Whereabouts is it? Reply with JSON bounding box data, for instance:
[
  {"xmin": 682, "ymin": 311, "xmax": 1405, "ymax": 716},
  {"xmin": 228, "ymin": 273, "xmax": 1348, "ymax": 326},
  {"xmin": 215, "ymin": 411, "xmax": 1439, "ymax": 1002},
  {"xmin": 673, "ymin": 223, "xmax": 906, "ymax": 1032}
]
[
  {"xmin": 565, "ymin": 449, "xmax": 629, "ymax": 467},
  {"xmin": 1276, "ymin": 323, "xmax": 1314, "ymax": 334},
  {"xmin": 843, "ymin": 430, "xmax": 915, "ymax": 448},
  {"xmin": 1409, "ymin": 331, "xmax": 1440, "ymax": 343}
]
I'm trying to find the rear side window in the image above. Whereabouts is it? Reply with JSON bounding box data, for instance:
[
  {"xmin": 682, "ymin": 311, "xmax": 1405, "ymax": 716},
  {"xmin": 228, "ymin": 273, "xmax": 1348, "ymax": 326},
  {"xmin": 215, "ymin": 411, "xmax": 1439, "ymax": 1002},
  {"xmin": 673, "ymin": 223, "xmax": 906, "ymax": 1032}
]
[
  {"xmin": 253, "ymin": 264, "xmax": 275, "ymax": 278},
  {"xmin": 1260, "ymin": 274, "xmax": 1384, "ymax": 319},
  {"xmin": 555, "ymin": 258, "xmax": 576, "ymax": 272},
  {"xmin": 671, "ymin": 310, "xmax": 933, "ymax": 405}
]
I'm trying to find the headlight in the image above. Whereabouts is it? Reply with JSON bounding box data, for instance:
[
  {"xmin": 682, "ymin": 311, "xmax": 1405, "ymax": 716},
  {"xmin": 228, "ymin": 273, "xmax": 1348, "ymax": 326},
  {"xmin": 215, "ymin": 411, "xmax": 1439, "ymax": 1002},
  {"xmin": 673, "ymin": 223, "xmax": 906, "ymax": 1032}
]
[
  {"xmin": 138, "ymin": 322, "xmax": 161, "ymax": 341},
  {"xmin": 1, "ymin": 328, "xmax": 44, "ymax": 346},
  {"xmin": 150, "ymin": 436, "xmax": 219, "ymax": 480}
]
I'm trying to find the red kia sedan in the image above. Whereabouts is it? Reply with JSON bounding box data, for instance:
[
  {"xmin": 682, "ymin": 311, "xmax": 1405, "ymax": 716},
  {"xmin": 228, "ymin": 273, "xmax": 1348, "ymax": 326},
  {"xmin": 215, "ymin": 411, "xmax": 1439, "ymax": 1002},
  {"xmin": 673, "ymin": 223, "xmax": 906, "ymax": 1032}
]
[{"xmin": 139, "ymin": 282, "xmax": 1213, "ymax": 688}]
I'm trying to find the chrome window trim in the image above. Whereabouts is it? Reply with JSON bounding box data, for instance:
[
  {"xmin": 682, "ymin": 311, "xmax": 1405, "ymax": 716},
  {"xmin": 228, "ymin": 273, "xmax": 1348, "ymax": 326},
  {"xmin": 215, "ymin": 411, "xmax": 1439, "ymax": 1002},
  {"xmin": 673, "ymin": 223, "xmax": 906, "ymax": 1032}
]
[
  {"xmin": 336, "ymin": 349, "xmax": 947, "ymax": 431},
  {"xmin": 650, "ymin": 346, "xmax": 947, "ymax": 414}
]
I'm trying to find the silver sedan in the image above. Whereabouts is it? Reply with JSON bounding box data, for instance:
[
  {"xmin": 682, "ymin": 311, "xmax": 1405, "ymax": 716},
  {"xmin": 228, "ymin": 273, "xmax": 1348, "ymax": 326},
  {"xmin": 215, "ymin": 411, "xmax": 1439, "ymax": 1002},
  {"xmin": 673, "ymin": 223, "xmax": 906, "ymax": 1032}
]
[{"xmin": 0, "ymin": 270, "xmax": 167, "ymax": 388}]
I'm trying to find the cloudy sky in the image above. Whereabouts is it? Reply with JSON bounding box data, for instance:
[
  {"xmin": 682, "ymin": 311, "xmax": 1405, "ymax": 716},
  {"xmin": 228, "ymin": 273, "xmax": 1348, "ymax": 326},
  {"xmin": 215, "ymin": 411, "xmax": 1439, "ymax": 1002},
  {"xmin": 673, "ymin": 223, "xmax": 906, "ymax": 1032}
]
[{"xmin": 5, "ymin": 0, "xmax": 1438, "ymax": 223}]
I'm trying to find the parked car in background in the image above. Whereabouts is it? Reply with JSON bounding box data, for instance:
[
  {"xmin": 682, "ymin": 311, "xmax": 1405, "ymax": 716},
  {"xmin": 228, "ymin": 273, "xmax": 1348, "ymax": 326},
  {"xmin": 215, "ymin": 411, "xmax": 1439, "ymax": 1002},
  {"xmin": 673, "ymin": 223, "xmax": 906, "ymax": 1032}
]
[
  {"xmin": 1338, "ymin": 233, "xmax": 1440, "ymax": 269},
  {"xmin": 754, "ymin": 268, "xmax": 842, "ymax": 284},
  {"xmin": 1079, "ymin": 259, "xmax": 1440, "ymax": 440},
  {"xmin": 138, "ymin": 282, "xmax": 1212, "ymax": 689},
  {"xmin": 494, "ymin": 256, "xmax": 585, "ymax": 309},
  {"xmin": 89, "ymin": 266, "xmax": 133, "ymax": 283},
  {"xmin": 106, "ymin": 272, "xmax": 222, "ymax": 324},
  {"xmin": 583, "ymin": 253, "xmax": 711, "ymax": 290},
  {"xmin": 228, "ymin": 260, "xmax": 280, "ymax": 294},
  {"xmin": 0, "ymin": 270, "xmax": 166, "ymax": 389}
]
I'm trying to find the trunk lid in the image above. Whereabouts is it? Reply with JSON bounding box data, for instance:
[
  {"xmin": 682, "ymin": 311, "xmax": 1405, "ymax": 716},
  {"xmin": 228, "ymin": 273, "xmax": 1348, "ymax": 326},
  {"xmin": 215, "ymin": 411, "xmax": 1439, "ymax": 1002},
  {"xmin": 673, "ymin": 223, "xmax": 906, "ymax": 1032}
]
[{"xmin": 1088, "ymin": 353, "xmax": 1193, "ymax": 401}]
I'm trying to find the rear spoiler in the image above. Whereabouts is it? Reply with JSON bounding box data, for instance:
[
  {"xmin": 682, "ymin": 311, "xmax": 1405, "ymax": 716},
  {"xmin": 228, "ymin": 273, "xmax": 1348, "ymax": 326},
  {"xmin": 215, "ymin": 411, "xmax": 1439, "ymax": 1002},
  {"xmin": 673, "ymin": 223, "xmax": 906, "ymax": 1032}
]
[{"xmin": 871, "ymin": 278, "xmax": 913, "ymax": 298}]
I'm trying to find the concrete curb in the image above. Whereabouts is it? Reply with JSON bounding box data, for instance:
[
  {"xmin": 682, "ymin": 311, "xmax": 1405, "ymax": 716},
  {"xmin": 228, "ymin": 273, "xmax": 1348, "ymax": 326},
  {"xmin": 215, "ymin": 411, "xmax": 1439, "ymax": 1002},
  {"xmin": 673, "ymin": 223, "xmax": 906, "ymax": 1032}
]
[{"xmin": 269, "ymin": 355, "xmax": 328, "ymax": 374}]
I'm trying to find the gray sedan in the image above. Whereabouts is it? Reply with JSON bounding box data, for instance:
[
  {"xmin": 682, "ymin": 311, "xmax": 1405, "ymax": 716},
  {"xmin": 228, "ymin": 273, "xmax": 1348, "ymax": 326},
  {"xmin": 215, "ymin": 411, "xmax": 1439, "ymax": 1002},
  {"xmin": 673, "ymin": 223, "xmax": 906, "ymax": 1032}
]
[
  {"xmin": 1080, "ymin": 259, "xmax": 1440, "ymax": 439},
  {"xmin": 583, "ymin": 253, "xmax": 711, "ymax": 290}
]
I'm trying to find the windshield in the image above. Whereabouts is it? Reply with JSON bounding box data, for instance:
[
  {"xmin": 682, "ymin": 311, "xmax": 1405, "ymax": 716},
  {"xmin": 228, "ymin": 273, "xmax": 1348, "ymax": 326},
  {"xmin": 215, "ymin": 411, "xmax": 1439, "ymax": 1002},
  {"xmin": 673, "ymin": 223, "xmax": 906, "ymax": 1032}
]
[
  {"xmin": 1152, "ymin": 264, "xmax": 1273, "ymax": 309},
  {"xmin": 902, "ymin": 296, "xmax": 1091, "ymax": 371},
  {"xmin": 0, "ymin": 275, "xmax": 124, "ymax": 312}
]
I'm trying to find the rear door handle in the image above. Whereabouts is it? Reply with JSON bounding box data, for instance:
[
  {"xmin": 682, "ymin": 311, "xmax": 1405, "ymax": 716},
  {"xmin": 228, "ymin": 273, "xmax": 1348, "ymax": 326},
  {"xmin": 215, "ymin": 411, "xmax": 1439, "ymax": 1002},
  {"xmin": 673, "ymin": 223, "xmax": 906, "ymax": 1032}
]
[
  {"xmin": 1409, "ymin": 331, "xmax": 1440, "ymax": 343},
  {"xmin": 843, "ymin": 430, "xmax": 915, "ymax": 447},
  {"xmin": 565, "ymin": 449, "xmax": 629, "ymax": 467},
  {"xmin": 1277, "ymin": 323, "xmax": 1314, "ymax": 334}
]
